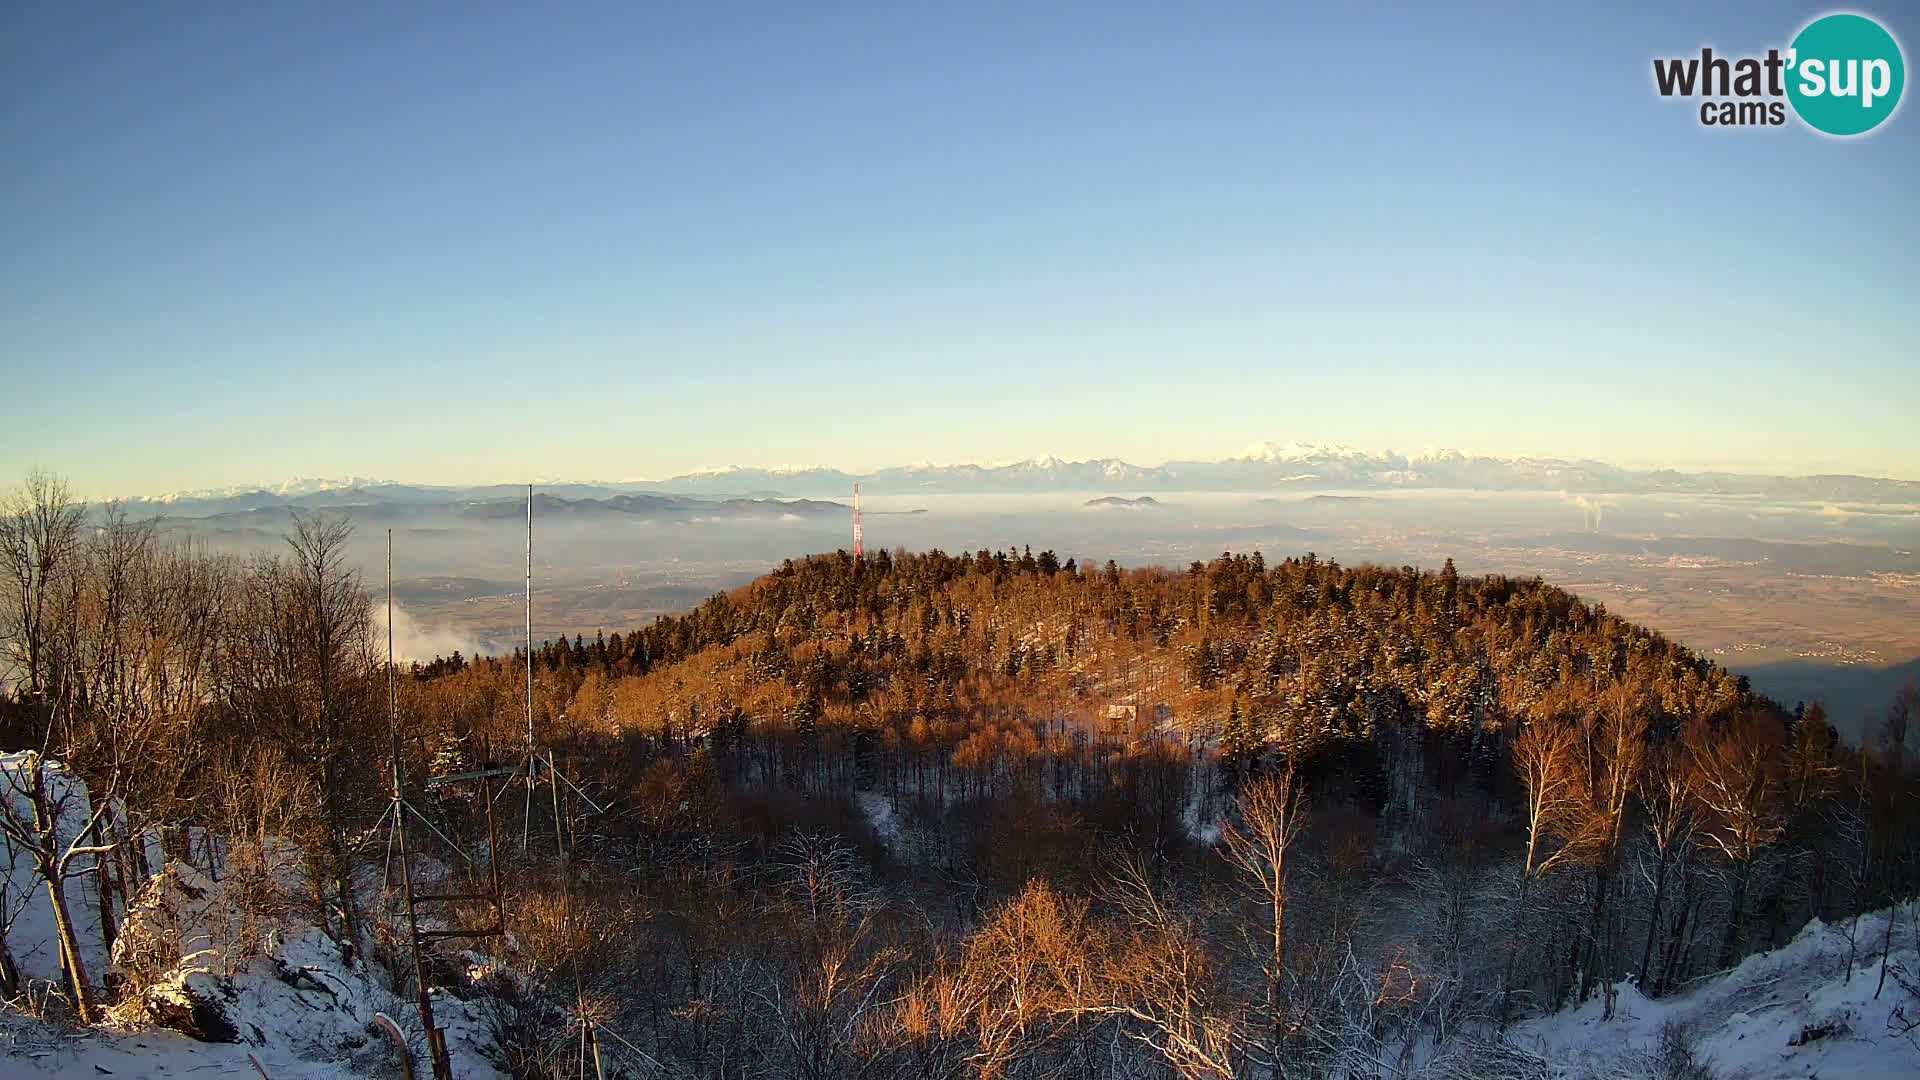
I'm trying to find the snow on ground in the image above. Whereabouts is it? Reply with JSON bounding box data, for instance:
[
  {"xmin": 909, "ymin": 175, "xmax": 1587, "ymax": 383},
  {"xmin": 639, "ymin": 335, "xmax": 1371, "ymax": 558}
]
[
  {"xmin": 3, "ymin": 834, "xmax": 507, "ymax": 1079},
  {"xmin": 855, "ymin": 790, "xmax": 904, "ymax": 852},
  {"xmin": 2, "ymin": 753, "xmax": 110, "ymax": 988},
  {"xmin": 1179, "ymin": 737, "xmax": 1224, "ymax": 846},
  {"xmin": 1179, "ymin": 784, "xmax": 1222, "ymax": 846},
  {"xmin": 7, "ymin": 754, "xmax": 1917, "ymax": 1079},
  {"xmin": 3, "ymin": 968, "xmax": 495, "ymax": 1076},
  {"xmin": 1518, "ymin": 906, "xmax": 1920, "ymax": 1079}
]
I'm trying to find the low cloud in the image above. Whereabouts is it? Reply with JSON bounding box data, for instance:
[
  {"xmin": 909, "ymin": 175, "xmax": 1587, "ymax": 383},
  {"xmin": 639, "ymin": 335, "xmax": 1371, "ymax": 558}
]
[
  {"xmin": 1560, "ymin": 491, "xmax": 1611, "ymax": 533},
  {"xmin": 372, "ymin": 599, "xmax": 485, "ymax": 663}
]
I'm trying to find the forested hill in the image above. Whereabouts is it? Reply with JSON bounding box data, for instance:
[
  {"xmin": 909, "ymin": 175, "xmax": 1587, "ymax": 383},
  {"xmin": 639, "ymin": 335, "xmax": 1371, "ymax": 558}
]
[
  {"xmin": 410, "ymin": 545, "xmax": 1808, "ymax": 856},
  {"xmin": 408, "ymin": 546, "xmax": 1912, "ymax": 1011},
  {"xmin": 436, "ymin": 546, "xmax": 1758, "ymax": 780},
  {"xmin": 402, "ymin": 546, "xmax": 1915, "ymax": 1039}
]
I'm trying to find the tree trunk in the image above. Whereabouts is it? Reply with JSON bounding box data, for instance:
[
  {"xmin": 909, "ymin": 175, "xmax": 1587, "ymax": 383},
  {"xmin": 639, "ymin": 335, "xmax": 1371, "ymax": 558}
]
[
  {"xmin": 1499, "ymin": 873, "xmax": 1531, "ymax": 1027},
  {"xmin": 1638, "ymin": 848, "xmax": 1671, "ymax": 992},
  {"xmin": 91, "ymin": 820, "xmax": 118, "ymax": 959},
  {"xmin": 1659, "ymin": 885, "xmax": 1698, "ymax": 996},
  {"xmin": 1270, "ymin": 889, "xmax": 1286, "ymax": 1067},
  {"xmin": 1875, "ymin": 903, "xmax": 1897, "ymax": 999},
  {"xmin": 1719, "ymin": 859, "xmax": 1751, "ymax": 970},
  {"xmin": 0, "ymin": 888, "xmax": 22, "ymax": 1000},
  {"xmin": 44, "ymin": 869, "xmax": 99, "ymax": 1024},
  {"xmin": 1580, "ymin": 869, "xmax": 1608, "ymax": 1004},
  {"xmin": 1602, "ymin": 881, "xmax": 1622, "ymax": 1019},
  {"xmin": 1845, "ymin": 911, "xmax": 1860, "ymax": 982},
  {"xmin": 319, "ymin": 753, "xmax": 359, "ymax": 966}
]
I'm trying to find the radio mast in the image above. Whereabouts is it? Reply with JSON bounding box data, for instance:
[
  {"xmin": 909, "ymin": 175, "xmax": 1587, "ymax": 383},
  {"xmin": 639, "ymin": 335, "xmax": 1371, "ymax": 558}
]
[
  {"xmin": 852, "ymin": 482, "xmax": 864, "ymax": 562},
  {"xmin": 523, "ymin": 485, "xmax": 535, "ymax": 852}
]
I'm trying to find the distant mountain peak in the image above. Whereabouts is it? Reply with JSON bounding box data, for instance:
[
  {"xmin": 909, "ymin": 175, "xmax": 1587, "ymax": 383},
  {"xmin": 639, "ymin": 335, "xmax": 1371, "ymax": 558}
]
[
  {"xmin": 272, "ymin": 476, "xmax": 391, "ymax": 494},
  {"xmin": 123, "ymin": 442, "xmax": 1920, "ymax": 508},
  {"xmin": 992, "ymin": 454, "xmax": 1069, "ymax": 470},
  {"xmin": 151, "ymin": 476, "xmax": 392, "ymax": 503},
  {"xmin": 1237, "ymin": 440, "xmax": 1375, "ymax": 464}
]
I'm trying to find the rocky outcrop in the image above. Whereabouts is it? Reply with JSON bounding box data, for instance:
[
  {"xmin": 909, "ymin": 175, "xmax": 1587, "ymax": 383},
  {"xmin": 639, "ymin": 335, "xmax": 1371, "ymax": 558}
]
[{"xmin": 141, "ymin": 972, "xmax": 239, "ymax": 1043}]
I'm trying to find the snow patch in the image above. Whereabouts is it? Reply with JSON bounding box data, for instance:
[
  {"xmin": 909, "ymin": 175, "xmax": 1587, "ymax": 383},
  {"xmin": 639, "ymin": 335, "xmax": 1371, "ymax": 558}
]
[
  {"xmin": 1, "ymin": 754, "xmax": 110, "ymax": 989},
  {"xmin": 856, "ymin": 791, "xmax": 903, "ymax": 851},
  {"xmin": 1516, "ymin": 905, "xmax": 1920, "ymax": 1079}
]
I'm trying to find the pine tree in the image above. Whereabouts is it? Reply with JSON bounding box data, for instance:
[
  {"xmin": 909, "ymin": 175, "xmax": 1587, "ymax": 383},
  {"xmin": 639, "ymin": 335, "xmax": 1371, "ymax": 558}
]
[{"xmin": 1221, "ymin": 699, "xmax": 1254, "ymax": 789}]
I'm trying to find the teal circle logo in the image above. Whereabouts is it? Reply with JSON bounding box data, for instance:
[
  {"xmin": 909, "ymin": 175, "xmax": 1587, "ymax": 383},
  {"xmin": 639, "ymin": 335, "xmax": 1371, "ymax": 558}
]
[{"xmin": 1786, "ymin": 13, "xmax": 1905, "ymax": 135}]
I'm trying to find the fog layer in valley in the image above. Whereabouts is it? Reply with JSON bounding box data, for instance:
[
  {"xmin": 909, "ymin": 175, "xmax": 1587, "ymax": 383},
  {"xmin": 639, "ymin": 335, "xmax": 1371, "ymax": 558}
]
[{"xmin": 147, "ymin": 487, "xmax": 1920, "ymax": 735}]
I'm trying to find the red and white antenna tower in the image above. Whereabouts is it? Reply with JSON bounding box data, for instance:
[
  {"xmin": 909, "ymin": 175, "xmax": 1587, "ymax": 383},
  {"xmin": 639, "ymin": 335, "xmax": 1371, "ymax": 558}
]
[{"xmin": 852, "ymin": 482, "xmax": 864, "ymax": 562}]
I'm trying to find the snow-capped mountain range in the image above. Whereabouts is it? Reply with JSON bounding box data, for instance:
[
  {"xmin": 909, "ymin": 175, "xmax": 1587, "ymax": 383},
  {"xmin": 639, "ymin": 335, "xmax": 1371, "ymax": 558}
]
[
  {"xmin": 127, "ymin": 442, "xmax": 1919, "ymax": 516},
  {"xmin": 150, "ymin": 476, "xmax": 399, "ymax": 503}
]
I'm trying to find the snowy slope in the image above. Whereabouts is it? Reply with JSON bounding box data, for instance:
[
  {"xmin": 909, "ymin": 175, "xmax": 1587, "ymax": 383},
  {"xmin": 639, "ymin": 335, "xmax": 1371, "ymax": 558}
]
[
  {"xmin": 2, "ymin": 856, "xmax": 506, "ymax": 1080},
  {"xmin": 1518, "ymin": 906, "xmax": 1920, "ymax": 1080},
  {"xmin": 2, "ymin": 753, "xmax": 110, "ymax": 988}
]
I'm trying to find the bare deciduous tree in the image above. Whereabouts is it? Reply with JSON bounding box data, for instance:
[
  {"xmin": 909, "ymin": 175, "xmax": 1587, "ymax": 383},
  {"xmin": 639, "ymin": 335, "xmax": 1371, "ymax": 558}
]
[
  {"xmin": 0, "ymin": 751, "xmax": 118, "ymax": 1022},
  {"xmin": 1686, "ymin": 710, "xmax": 1786, "ymax": 969},
  {"xmin": 0, "ymin": 469, "xmax": 84, "ymax": 701},
  {"xmin": 1503, "ymin": 717, "xmax": 1589, "ymax": 1025},
  {"xmin": 1221, "ymin": 763, "xmax": 1308, "ymax": 1062},
  {"xmin": 1097, "ymin": 854, "xmax": 1243, "ymax": 1080},
  {"xmin": 1636, "ymin": 734, "xmax": 1698, "ymax": 994},
  {"xmin": 1577, "ymin": 679, "xmax": 1649, "ymax": 1015}
]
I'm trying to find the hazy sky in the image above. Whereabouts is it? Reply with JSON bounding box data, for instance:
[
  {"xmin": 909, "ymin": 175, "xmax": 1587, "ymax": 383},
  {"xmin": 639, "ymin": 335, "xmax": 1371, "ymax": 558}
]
[{"xmin": 3, "ymin": 2, "xmax": 1916, "ymax": 497}]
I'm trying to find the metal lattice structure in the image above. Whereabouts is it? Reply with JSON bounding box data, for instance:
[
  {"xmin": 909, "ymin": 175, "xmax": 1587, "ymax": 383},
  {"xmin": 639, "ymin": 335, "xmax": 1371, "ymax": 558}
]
[
  {"xmin": 384, "ymin": 531, "xmax": 510, "ymax": 1080},
  {"xmin": 852, "ymin": 481, "xmax": 864, "ymax": 562}
]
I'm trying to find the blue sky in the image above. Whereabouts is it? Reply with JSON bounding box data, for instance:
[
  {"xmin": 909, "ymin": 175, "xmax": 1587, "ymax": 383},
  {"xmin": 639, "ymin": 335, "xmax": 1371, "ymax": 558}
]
[{"xmin": 3, "ymin": 2, "xmax": 1915, "ymax": 496}]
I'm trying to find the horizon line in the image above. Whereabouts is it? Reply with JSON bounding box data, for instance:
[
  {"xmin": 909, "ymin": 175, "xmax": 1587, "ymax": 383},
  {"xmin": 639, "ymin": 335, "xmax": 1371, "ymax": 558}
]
[{"xmin": 74, "ymin": 444, "xmax": 1920, "ymax": 503}]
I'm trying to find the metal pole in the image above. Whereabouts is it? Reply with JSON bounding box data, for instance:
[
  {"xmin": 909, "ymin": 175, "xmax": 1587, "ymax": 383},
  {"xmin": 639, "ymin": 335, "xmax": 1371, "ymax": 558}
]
[
  {"xmin": 389, "ymin": 530, "xmax": 399, "ymax": 788},
  {"xmin": 550, "ymin": 752, "xmax": 597, "ymax": 1080},
  {"xmin": 389, "ymin": 532, "xmax": 449, "ymax": 1080},
  {"xmin": 524, "ymin": 484, "xmax": 535, "ymax": 853},
  {"xmin": 549, "ymin": 752, "xmax": 567, "ymax": 857},
  {"xmin": 479, "ymin": 735, "xmax": 506, "ymax": 932},
  {"xmin": 852, "ymin": 481, "xmax": 863, "ymax": 563}
]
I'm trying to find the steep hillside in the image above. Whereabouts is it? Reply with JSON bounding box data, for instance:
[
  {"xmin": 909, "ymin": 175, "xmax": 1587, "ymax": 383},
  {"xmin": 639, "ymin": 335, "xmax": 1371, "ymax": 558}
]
[
  {"xmin": 1518, "ymin": 906, "xmax": 1920, "ymax": 1079},
  {"xmin": 476, "ymin": 547, "xmax": 1753, "ymax": 788}
]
